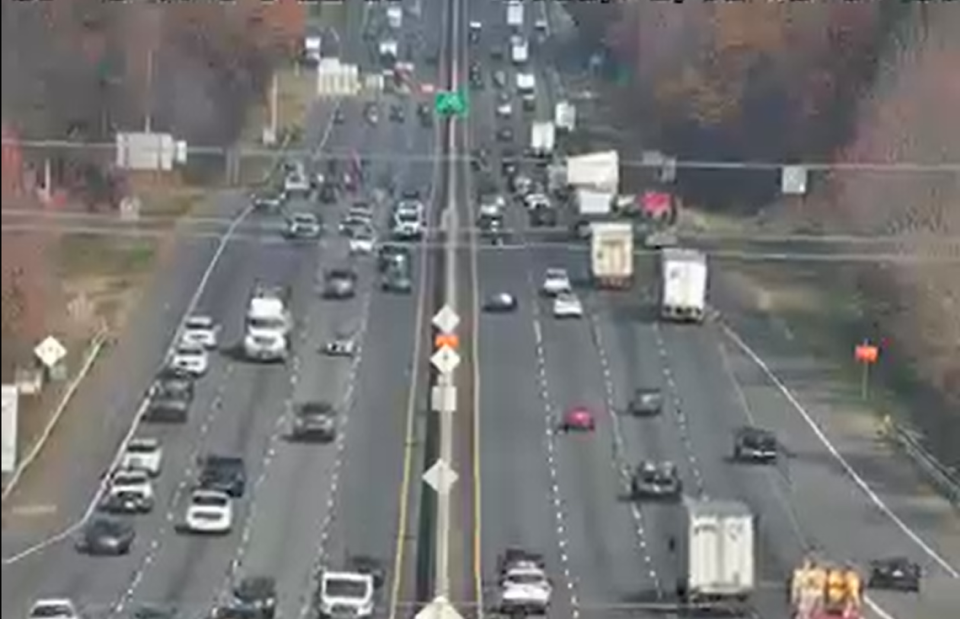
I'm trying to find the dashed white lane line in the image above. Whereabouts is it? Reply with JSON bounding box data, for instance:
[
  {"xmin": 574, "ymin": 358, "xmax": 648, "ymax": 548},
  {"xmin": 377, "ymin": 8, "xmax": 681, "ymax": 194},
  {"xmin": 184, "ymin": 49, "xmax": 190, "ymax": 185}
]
[
  {"xmin": 586, "ymin": 309, "xmax": 663, "ymax": 599},
  {"xmin": 650, "ymin": 322, "xmax": 707, "ymax": 496},
  {"xmin": 298, "ymin": 290, "xmax": 374, "ymax": 619},
  {"xmin": 111, "ymin": 362, "xmax": 237, "ymax": 615}
]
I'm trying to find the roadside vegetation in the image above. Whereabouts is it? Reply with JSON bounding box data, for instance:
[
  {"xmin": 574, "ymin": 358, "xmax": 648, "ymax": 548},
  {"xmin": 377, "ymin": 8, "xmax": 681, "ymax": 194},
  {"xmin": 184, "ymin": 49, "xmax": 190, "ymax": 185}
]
[{"xmin": 562, "ymin": 4, "xmax": 958, "ymax": 460}]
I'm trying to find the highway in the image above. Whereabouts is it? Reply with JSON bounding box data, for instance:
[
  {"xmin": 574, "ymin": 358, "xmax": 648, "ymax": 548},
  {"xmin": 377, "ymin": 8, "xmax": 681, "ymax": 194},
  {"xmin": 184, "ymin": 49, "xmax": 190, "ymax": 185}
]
[
  {"xmin": 1, "ymin": 1, "xmax": 443, "ymax": 618},
  {"xmin": 466, "ymin": 2, "xmax": 960, "ymax": 619}
]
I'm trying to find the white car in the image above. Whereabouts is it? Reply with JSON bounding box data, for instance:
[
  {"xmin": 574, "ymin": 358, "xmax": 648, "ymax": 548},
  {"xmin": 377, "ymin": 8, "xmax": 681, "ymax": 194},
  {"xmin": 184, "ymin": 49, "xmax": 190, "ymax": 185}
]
[
  {"xmin": 120, "ymin": 438, "xmax": 163, "ymax": 476},
  {"xmin": 284, "ymin": 173, "xmax": 310, "ymax": 196},
  {"xmin": 169, "ymin": 342, "xmax": 209, "ymax": 376},
  {"xmin": 553, "ymin": 293, "xmax": 583, "ymax": 318},
  {"xmin": 28, "ymin": 599, "xmax": 80, "ymax": 619},
  {"xmin": 317, "ymin": 571, "xmax": 375, "ymax": 618},
  {"xmin": 349, "ymin": 226, "xmax": 376, "ymax": 254},
  {"xmin": 500, "ymin": 564, "xmax": 552, "ymax": 614},
  {"xmin": 287, "ymin": 213, "xmax": 322, "ymax": 239},
  {"xmin": 184, "ymin": 489, "xmax": 233, "ymax": 534},
  {"xmin": 111, "ymin": 469, "xmax": 154, "ymax": 502},
  {"xmin": 541, "ymin": 268, "xmax": 571, "ymax": 296},
  {"xmin": 496, "ymin": 102, "xmax": 512, "ymax": 118},
  {"xmin": 181, "ymin": 316, "xmax": 217, "ymax": 349},
  {"xmin": 525, "ymin": 193, "xmax": 550, "ymax": 211}
]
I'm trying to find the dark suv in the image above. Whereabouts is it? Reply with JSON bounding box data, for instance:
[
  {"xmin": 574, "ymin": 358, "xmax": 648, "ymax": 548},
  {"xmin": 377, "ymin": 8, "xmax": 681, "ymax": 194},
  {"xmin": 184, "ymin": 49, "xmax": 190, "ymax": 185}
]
[
  {"xmin": 198, "ymin": 455, "xmax": 247, "ymax": 497},
  {"xmin": 628, "ymin": 388, "xmax": 663, "ymax": 417},
  {"xmin": 144, "ymin": 370, "xmax": 194, "ymax": 423},
  {"xmin": 733, "ymin": 426, "xmax": 778, "ymax": 463}
]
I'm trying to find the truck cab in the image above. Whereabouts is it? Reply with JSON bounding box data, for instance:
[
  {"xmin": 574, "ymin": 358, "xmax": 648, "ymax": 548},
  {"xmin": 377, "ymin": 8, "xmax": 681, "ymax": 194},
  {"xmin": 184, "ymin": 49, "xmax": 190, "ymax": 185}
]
[{"xmin": 243, "ymin": 287, "xmax": 291, "ymax": 362}]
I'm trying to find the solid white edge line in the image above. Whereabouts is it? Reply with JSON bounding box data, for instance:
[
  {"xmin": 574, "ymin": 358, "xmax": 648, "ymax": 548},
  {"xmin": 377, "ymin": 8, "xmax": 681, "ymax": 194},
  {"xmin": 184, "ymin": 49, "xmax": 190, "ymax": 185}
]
[
  {"xmin": 720, "ymin": 321, "xmax": 959, "ymax": 579},
  {"xmin": 1, "ymin": 102, "xmax": 342, "ymax": 568}
]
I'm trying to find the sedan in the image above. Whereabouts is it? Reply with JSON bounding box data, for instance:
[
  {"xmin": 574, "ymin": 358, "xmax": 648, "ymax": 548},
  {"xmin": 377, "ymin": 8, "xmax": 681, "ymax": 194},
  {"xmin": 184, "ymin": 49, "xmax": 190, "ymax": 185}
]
[
  {"xmin": 28, "ymin": 600, "xmax": 80, "ymax": 619},
  {"xmin": 120, "ymin": 437, "xmax": 163, "ymax": 476},
  {"xmin": 286, "ymin": 213, "xmax": 322, "ymax": 239},
  {"xmin": 183, "ymin": 489, "xmax": 233, "ymax": 534},
  {"xmin": 541, "ymin": 268, "xmax": 571, "ymax": 296},
  {"xmin": 558, "ymin": 407, "xmax": 596, "ymax": 432},
  {"xmin": 483, "ymin": 292, "xmax": 517, "ymax": 313},
  {"xmin": 169, "ymin": 342, "xmax": 209, "ymax": 376},
  {"xmin": 868, "ymin": 557, "xmax": 921, "ymax": 592},
  {"xmin": 628, "ymin": 388, "xmax": 663, "ymax": 417},
  {"xmin": 349, "ymin": 226, "xmax": 376, "ymax": 255},
  {"xmin": 181, "ymin": 315, "xmax": 218, "ymax": 349},
  {"xmin": 323, "ymin": 270, "xmax": 357, "ymax": 299},
  {"xmin": 76, "ymin": 517, "xmax": 135, "ymax": 555},
  {"xmin": 290, "ymin": 402, "xmax": 338, "ymax": 442},
  {"xmin": 322, "ymin": 337, "xmax": 356, "ymax": 357},
  {"xmin": 552, "ymin": 293, "xmax": 583, "ymax": 319}
]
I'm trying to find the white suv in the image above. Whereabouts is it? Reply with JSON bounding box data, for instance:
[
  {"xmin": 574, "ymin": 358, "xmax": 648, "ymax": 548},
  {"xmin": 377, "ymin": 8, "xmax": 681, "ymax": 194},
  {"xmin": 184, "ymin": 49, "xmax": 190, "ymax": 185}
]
[
  {"xmin": 541, "ymin": 268, "xmax": 571, "ymax": 296},
  {"xmin": 318, "ymin": 571, "xmax": 375, "ymax": 618},
  {"xmin": 120, "ymin": 438, "xmax": 163, "ymax": 476}
]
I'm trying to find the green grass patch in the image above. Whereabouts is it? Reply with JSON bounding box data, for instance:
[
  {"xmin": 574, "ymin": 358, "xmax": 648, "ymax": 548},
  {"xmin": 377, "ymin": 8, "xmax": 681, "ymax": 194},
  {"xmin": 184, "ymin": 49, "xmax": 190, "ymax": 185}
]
[{"xmin": 57, "ymin": 235, "xmax": 157, "ymax": 281}]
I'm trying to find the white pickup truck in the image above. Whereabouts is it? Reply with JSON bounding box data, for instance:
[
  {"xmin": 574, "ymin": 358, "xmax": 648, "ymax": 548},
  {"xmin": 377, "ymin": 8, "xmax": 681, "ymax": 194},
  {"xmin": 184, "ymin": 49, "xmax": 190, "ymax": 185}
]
[{"xmin": 497, "ymin": 549, "xmax": 552, "ymax": 614}]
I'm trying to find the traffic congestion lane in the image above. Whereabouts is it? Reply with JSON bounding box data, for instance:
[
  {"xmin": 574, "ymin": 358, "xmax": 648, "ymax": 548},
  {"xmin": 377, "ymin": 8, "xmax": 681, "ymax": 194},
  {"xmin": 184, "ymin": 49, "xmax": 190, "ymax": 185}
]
[
  {"xmin": 237, "ymin": 114, "xmax": 437, "ymax": 619},
  {"xmin": 0, "ymin": 104, "xmax": 342, "ymax": 619},
  {"xmin": 109, "ymin": 107, "xmax": 384, "ymax": 615}
]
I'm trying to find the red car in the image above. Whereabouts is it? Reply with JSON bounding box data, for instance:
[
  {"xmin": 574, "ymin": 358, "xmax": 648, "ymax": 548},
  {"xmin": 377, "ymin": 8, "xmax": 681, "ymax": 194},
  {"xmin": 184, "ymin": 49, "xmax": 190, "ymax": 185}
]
[{"xmin": 559, "ymin": 407, "xmax": 596, "ymax": 432}]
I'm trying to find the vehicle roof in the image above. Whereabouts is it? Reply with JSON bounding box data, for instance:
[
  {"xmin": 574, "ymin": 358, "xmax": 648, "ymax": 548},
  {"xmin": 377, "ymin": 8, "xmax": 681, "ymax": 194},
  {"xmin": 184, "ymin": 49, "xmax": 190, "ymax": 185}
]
[
  {"xmin": 292, "ymin": 212, "xmax": 318, "ymax": 220},
  {"xmin": 129, "ymin": 437, "xmax": 161, "ymax": 449},
  {"xmin": 322, "ymin": 571, "xmax": 374, "ymax": 583},
  {"xmin": 248, "ymin": 297, "xmax": 285, "ymax": 317},
  {"xmin": 186, "ymin": 316, "xmax": 213, "ymax": 326},
  {"xmin": 684, "ymin": 497, "xmax": 752, "ymax": 518},
  {"xmin": 192, "ymin": 489, "xmax": 230, "ymax": 500},
  {"xmin": 31, "ymin": 599, "xmax": 76, "ymax": 609},
  {"xmin": 202, "ymin": 454, "xmax": 244, "ymax": 466}
]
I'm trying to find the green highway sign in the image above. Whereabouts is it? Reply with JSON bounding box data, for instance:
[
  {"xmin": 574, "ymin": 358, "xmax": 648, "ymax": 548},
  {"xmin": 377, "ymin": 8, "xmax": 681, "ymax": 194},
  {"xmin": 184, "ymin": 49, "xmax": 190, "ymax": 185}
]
[{"xmin": 434, "ymin": 89, "xmax": 468, "ymax": 117}]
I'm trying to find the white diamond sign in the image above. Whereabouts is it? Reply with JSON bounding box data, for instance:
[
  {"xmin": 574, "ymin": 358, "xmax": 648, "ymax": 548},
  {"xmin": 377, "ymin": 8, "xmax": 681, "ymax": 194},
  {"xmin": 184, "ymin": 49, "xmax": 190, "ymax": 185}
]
[
  {"xmin": 431, "ymin": 346, "xmax": 460, "ymax": 374},
  {"xmin": 34, "ymin": 336, "xmax": 67, "ymax": 369},
  {"xmin": 423, "ymin": 459, "xmax": 458, "ymax": 495},
  {"xmin": 432, "ymin": 304, "xmax": 460, "ymax": 334},
  {"xmin": 415, "ymin": 597, "xmax": 463, "ymax": 619}
]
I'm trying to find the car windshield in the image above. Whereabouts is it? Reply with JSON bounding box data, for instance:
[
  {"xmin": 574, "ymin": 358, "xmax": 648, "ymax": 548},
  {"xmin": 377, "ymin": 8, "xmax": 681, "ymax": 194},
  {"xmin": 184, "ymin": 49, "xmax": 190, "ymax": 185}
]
[
  {"xmin": 247, "ymin": 317, "xmax": 285, "ymax": 330},
  {"xmin": 186, "ymin": 317, "xmax": 212, "ymax": 329},
  {"xmin": 90, "ymin": 520, "xmax": 124, "ymax": 535},
  {"xmin": 31, "ymin": 604, "xmax": 73, "ymax": 618},
  {"xmin": 300, "ymin": 403, "xmax": 333, "ymax": 417},
  {"xmin": 128, "ymin": 441, "xmax": 158, "ymax": 453},
  {"xmin": 177, "ymin": 346, "xmax": 204, "ymax": 357},
  {"xmin": 329, "ymin": 270, "xmax": 354, "ymax": 281},
  {"xmin": 235, "ymin": 578, "xmax": 274, "ymax": 600},
  {"xmin": 193, "ymin": 493, "xmax": 227, "ymax": 507},
  {"xmin": 547, "ymin": 270, "xmax": 567, "ymax": 280},
  {"xmin": 293, "ymin": 215, "xmax": 316, "ymax": 224},
  {"xmin": 113, "ymin": 472, "xmax": 147, "ymax": 485},
  {"xmin": 324, "ymin": 578, "xmax": 368, "ymax": 599},
  {"xmin": 507, "ymin": 573, "xmax": 546, "ymax": 586}
]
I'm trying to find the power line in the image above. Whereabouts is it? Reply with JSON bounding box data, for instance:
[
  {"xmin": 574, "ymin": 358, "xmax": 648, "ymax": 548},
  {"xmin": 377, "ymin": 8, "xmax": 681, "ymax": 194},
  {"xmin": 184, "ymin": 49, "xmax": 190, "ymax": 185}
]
[
  {"xmin": 3, "ymin": 221, "xmax": 957, "ymax": 264},
  {"xmin": 4, "ymin": 138, "xmax": 959, "ymax": 173}
]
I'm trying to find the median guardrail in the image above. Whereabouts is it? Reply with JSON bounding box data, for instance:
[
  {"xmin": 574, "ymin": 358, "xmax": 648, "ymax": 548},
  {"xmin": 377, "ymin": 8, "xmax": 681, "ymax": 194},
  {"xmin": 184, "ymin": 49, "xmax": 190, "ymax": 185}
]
[{"xmin": 880, "ymin": 416, "xmax": 960, "ymax": 509}]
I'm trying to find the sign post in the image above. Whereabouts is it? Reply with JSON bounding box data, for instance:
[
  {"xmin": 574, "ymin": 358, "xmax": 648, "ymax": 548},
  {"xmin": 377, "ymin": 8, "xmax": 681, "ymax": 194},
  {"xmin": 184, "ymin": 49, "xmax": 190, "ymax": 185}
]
[
  {"xmin": 1, "ymin": 385, "xmax": 18, "ymax": 473},
  {"xmin": 854, "ymin": 341, "xmax": 879, "ymax": 400},
  {"xmin": 434, "ymin": 89, "xmax": 468, "ymax": 118}
]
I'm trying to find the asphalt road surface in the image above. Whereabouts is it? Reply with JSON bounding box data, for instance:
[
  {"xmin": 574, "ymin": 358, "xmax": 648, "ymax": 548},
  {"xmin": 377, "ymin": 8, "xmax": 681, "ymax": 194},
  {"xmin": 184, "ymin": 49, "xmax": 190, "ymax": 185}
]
[
  {"xmin": 1, "ymin": 1, "xmax": 444, "ymax": 618},
  {"xmin": 468, "ymin": 2, "xmax": 960, "ymax": 619}
]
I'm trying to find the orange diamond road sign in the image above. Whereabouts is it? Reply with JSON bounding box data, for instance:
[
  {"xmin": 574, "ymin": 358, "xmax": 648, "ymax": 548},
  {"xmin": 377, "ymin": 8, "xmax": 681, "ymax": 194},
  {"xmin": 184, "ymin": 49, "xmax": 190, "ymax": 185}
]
[
  {"xmin": 435, "ymin": 333, "xmax": 459, "ymax": 350},
  {"xmin": 855, "ymin": 343, "xmax": 879, "ymax": 364}
]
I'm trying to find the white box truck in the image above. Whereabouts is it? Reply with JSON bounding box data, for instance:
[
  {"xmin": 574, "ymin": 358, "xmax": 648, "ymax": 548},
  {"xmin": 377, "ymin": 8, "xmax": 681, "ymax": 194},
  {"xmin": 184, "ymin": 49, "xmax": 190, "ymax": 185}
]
[
  {"xmin": 386, "ymin": 4, "xmax": 403, "ymax": 29},
  {"xmin": 576, "ymin": 188, "xmax": 613, "ymax": 217},
  {"xmin": 511, "ymin": 38, "xmax": 529, "ymax": 64},
  {"xmin": 565, "ymin": 150, "xmax": 619, "ymax": 193},
  {"xmin": 671, "ymin": 498, "xmax": 755, "ymax": 610},
  {"xmin": 507, "ymin": 0, "xmax": 524, "ymax": 30},
  {"xmin": 516, "ymin": 72, "xmax": 535, "ymax": 95},
  {"xmin": 590, "ymin": 222, "xmax": 633, "ymax": 289},
  {"xmin": 530, "ymin": 122, "xmax": 555, "ymax": 155},
  {"xmin": 660, "ymin": 248, "xmax": 707, "ymax": 323}
]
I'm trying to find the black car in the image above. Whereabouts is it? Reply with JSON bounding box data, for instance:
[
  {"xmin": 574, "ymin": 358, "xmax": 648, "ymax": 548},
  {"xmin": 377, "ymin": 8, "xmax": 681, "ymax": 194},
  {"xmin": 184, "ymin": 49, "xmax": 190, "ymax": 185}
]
[
  {"xmin": 198, "ymin": 455, "xmax": 247, "ymax": 497},
  {"xmin": 522, "ymin": 95, "xmax": 536, "ymax": 112},
  {"xmin": 291, "ymin": 402, "xmax": 338, "ymax": 442},
  {"xmin": 529, "ymin": 205, "xmax": 557, "ymax": 228},
  {"xmin": 378, "ymin": 244, "xmax": 411, "ymax": 272},
  {"xmin": 389, "ymin": 104, "xmax": 405, "ymax": 122},
  {"xmin": 483, "ymin": 293, "xmax": 517, "ymax": 313},
  {"xmin": 497, "ymin": 127, "xmax": 514, "ymax": 143},
  {"xmin": 868, "ymin": 557, "xmax": 921, "ymax": 592},
  {"xmin": 382, "ymin": 263, "xmax": 413, "ymax": 294},
  {"xmin": 347, "ymin": 555, "xmax": 386, "ymax": 589},
  {"xmin": 417, "ymin": 103, "xmax": 432, "ymax": 126},
  {"xmin": 131, "ymin": 605, "xmax": 177, "ymax": 619},
  {"xmin": 733, "ymin": 426, "xmax": 779, "ymax": 463},
  {"xmin": 628, "ymin": 388, "xmax": 663, "ymax": 416},
  {"xmin": 631, "ymin": 461, "xmax": 682, "ymax": 500},
  {"xmin": 216, "ymin": 576, "xmax": 277, "ymax": 619},
  {"xmin": 318, "ymin": 183, "xmax": 338, "ymax": 204},
  {"xmin": 76, "ymin": 517, "xmax": 135, "ymax": 555},
  {"xmin": 144, "ymin": 375, "xmax": 194, "ymax": 423},
  {"xmin": 323, "ymin": 269, "xmax": 357, "ymax": 299}
]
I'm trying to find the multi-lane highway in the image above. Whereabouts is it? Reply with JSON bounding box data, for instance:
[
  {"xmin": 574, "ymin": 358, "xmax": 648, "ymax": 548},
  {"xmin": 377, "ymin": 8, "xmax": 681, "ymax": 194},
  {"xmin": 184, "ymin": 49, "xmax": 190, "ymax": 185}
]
[
  {"xmin": 4, "ymin": 1, "xmax": 959, "ymax": 619},
  {"xmin": 463, "ymin": 2, "xmax": 960, "ymax": 619}
]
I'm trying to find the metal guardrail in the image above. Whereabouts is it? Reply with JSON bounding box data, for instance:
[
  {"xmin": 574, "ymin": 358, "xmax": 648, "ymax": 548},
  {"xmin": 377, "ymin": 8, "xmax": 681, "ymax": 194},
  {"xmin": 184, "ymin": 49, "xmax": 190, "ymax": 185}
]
[{"xmin": 881, "ymin": 417, "xmax": 960, "ymax": 508}]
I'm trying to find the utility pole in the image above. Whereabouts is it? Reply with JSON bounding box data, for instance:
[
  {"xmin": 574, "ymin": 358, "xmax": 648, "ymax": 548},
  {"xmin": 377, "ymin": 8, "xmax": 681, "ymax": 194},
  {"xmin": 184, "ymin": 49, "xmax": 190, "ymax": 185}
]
[{"xmin": 145, "ymin": 48, "xmax": 154, "ymax": 133}]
